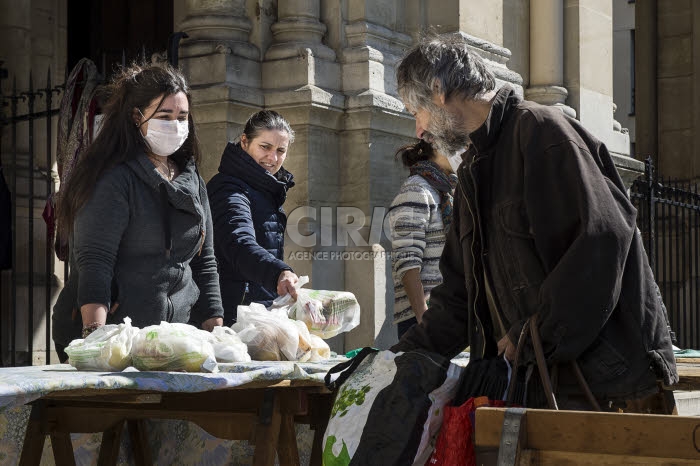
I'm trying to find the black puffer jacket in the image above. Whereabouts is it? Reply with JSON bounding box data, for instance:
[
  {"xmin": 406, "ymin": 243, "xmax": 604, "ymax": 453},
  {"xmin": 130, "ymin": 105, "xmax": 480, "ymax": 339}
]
[
  {"xmin": 393, "ymin": 86, "xmax": 677, "ymax": 404},
  {"xmin": 207, "ymin": 142, "xmax": 295, "ymax": 325}
]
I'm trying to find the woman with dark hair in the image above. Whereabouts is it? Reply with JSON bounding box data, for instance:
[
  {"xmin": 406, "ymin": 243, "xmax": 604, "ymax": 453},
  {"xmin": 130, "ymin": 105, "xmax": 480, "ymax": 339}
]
[
  {"xmin": 52, "ymin": 63, "xmax": 224, "ymax": 362},
  {"xmin": 207, "ymin": 110, "xmax": 298, "ymax": 326},
  {"xmin": 388, "ymin": 140, "xmax": 459, "ymax": 338}
]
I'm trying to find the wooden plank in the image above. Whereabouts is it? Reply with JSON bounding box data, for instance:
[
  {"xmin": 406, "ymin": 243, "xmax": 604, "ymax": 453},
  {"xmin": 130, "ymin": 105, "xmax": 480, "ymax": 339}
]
[
  {"xmin": 676, "ymin": 362, "xmax": 700, "ymax": 391},
  {"xmin": 97, "ymin": 421, "xmax": 124, "ymax": 466},
  {"xmin": 127, "ymin": 420, "xmax": 153, "ymax": 466},
  {"xmin": 48, "ymin": 405, "xmax": 258, "ymax": 436},
  {"xmin": 40, "ymin": 381, "xmax": 328, "ymax": 401},
  {"xmin": 18, "ymin": 402, "xmax": 47, "ymax": 466},
  {"xmin": 252, "ymin": 390, "xmax": 281, "ymax": 466},
  {"xmin": 277, "ymin": 414, "xmax": 300, "ymax": 466},
  {"xmin": 675, "ymin": 358, "xmax": 700, "ymax": 363},
  {"xmin": 523, "ymin": 449, "xmax": 700, "ymax": 465},
  {"xmin": 475, "ymin": 407, "xmax": 700, "ymax": 460},
  {"xmin": 49, "ymin": 432, "xmax": 76, "ymax": 466}
]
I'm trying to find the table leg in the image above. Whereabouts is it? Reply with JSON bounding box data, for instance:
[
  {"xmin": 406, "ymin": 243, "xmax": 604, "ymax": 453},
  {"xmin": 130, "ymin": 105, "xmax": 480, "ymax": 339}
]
[
  {"xmin": 19, "ymin": 402, "xmax": 47, "ymax": 466},
  {"xmin": 127, "ymin": 420, "xmax": 153, "ymax": 466},
  {"xmin": 252, "ymin": 389, "xmax": 282, "ymax": 466},
  {"xmin": 308, "ymin": 394, "xmax": 333, "ymax": 466},
  {"xmin": 277, "ymin": 414, "xmax": 300, "ymax": 466},
  {"xmin": 97, "ymin": 421, "xmax": 124, "ymax": 466},
  {"xmin": 50, "ymin": 432, "xmax": 76, "ymax": 466}
]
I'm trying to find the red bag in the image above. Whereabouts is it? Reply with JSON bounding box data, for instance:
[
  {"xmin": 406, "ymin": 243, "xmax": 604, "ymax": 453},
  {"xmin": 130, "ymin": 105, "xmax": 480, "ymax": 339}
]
[{"xmin": 427, "ymin": 396, "xmax": 505, "ymax": 466}]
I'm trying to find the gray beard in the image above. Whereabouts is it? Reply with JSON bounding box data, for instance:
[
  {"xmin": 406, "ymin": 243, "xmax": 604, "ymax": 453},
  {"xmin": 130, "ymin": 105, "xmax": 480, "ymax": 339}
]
[
  {"xmin": 427, "ymin": 104, "xmax": 472, "ymax": 155},
  {"xmin": 433, "ymin": 131, "xmax": 471, "ymax": 156}
]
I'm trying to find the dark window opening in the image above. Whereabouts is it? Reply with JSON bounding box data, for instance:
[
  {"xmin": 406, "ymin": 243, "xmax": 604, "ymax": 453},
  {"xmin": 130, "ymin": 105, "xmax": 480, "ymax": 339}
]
[
  {"xmin": 629, "ymin": 29, "xmax": 635, "ymax": 116},
  {"xmin": 67, "ymin": 0, "xmax": 173, "ymax": 79}
]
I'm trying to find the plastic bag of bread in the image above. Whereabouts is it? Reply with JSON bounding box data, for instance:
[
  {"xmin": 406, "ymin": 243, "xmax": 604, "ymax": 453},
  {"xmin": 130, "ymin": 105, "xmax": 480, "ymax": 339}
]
[
  {"xmin": 274, "ymin": 276, "xmax": 361, "ymax": 339},
  {"xmin": 232, "ymin": 303, "xmax": 300, "ymax": 361},
  {"xmin": 131, "ymin": 322, "xmax": 218, "ymax": 372},
  {"xmin": 65, "ymin": 317, "xmax": 138, "ymax": 371},
  {"xmin": 211, "ymin": 326, "xmax": 251, "ymax": 363},
  {"xmin": 293, "ymin": 320, "xmax": 331, "ymax": 362}
]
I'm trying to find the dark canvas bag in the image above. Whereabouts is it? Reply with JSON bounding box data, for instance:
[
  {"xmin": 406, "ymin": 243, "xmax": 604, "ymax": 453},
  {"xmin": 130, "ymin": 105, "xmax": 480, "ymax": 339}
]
[{"xmin": 322, "ymin": 348, "xmax": 463, "ymax": 466}]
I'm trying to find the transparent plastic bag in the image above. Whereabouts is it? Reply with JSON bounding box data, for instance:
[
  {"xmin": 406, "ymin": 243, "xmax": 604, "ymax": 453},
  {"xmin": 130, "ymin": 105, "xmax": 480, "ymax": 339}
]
[
  {"xmin": 274, "ymin": 276, "xmax": 361, "ymax": 339},
  {"xmin": 293, "ymin": 320, "xmax": 331, "ymax": 362},
  {"xmin": 211, "ymin": 326, "xmax": 251, "ymax": 363},
  {"xmin": 65, "ymin": 317, "xmax": 138, "ymax": 371},
  {"xmin": 232, "ymin": 303, "xmax": 301, "ymax": 361},
  {"xmin": 131, "ymin": 322, "xmax": 218, "ymax": 372}
]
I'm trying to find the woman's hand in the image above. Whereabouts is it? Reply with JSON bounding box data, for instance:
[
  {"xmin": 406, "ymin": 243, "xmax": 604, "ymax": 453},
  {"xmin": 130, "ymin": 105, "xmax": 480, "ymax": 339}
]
[
  {"xmin": 277, "ymin": 270, "xmax": 299, "ymax": 299},
  {"xmin": 202, "ymin": 316, "xmax": 223, "ymax": 331}
]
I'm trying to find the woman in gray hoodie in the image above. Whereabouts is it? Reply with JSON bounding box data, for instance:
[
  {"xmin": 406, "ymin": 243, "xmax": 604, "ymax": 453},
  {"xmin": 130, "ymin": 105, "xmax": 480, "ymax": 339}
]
[{"xmin": 52, "ymin": 63, "xmax": 224, "ymax": 362}]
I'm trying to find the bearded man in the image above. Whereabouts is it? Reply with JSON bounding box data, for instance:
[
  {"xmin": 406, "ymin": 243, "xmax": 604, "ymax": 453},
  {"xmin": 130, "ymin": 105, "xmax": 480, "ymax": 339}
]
[{"xmin": 390, "ymin": 33, "xmax": 678, "ymax": 413}]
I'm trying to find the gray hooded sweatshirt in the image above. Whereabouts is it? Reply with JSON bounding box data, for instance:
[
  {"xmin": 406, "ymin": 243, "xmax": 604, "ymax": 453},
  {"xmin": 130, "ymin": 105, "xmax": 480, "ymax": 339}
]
[{"xmin": 52, "ymin": 152, "xmax": 224, "ymax": 347}]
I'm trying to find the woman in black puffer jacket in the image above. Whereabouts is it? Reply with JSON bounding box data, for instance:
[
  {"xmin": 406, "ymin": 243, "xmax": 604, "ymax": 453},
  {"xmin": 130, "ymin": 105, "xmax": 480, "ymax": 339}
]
[{"xmin": 207, "ymin": 110, "xmax": 299, "ymax": 325}]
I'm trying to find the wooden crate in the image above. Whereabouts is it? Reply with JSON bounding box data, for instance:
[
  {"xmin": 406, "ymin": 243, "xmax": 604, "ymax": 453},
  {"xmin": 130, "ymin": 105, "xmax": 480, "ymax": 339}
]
[{"xmin": 475, "ymin": 407, "xmax": 700, "ymax": 465}]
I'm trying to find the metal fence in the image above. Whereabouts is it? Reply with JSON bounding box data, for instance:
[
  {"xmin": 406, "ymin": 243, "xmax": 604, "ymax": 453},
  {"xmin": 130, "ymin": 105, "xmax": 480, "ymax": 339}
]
[
  {"xmin": 631, "ymin": 157, "xmax": 700, "ymax": 349},
  {"xmin": 0, "ymin": 36, "xmax": 187, "ymax": 367},
  {"xmin": 0, "ymin": 65, "xmax": 63, "ymax": 366}
]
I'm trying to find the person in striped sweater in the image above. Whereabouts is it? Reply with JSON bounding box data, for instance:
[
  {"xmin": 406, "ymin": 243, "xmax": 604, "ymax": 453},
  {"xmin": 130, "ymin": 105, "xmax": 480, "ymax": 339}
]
[{"xmin": 388, "ymin": 140, "xmax": 459, "ymax": 338}]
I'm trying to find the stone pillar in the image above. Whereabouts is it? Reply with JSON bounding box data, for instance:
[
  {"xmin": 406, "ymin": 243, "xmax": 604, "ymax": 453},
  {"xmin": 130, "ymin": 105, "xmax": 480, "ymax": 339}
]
[
  {"xmin": 634, "ymin": 0, "xmax": 657, "ymax": 164},
  {"xmin": 344, "ymin": 244, "xmax": 389, "ymax": 350},
  {"xmin": 564, "ymin": 0, "xmax": 629, "ymax": 156},
  {"xmin": 335, "ymin": 0, "xmax": 415, "ymax": 351},
  {"xmin": 526, "ymin": 0, "xmax": 575, "ymax": 117},
  {"xmin": 407, "ymin": 0, "xmax": 524, "ymax": 95},
  {"xmin": 259, "ymin": 1, "xmax": 348, "ymax": 351},
  {"xmin": 177, "ymin": 0, "xmax": 263, "ymax": 180},
  {"xmin": 563, "ymin": 0, "xmax": 640, "ymax": 187}
]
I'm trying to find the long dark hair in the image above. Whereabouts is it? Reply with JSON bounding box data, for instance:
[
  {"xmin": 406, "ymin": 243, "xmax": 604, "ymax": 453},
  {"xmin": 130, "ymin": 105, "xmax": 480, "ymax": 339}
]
[
  {"xmin": 57, "ymin": 62, "xmax": 201, "ymax": 235},
  {"xmin": 395, "ymin": 139, "xmax": 435, "ymax": 168}
]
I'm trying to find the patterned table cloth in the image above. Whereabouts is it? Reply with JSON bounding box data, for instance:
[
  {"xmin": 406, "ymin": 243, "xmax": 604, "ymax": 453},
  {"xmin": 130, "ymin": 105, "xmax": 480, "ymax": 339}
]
[{"xmin": 0, "ymin": 359, "xmax": 345, "ymax": 466}]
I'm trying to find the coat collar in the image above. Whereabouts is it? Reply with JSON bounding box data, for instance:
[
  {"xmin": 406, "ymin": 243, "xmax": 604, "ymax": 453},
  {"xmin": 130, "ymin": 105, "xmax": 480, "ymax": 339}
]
[
  {"xmin": 218, "ymin": 142, "xmax": 295, "ymax": 197},
  {"xmin": 469, "ymin": 84, "xmax": 521, "ymax": 154},
  {"xmin": 125, "ymin": 150, "xmax": 203, "ymax": 216}
]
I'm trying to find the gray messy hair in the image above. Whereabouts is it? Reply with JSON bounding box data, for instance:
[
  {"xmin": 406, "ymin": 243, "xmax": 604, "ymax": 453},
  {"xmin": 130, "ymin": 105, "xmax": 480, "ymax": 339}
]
[{"xmin": 397, "ymin": 33, "xmax": 496, "ymax": 111}]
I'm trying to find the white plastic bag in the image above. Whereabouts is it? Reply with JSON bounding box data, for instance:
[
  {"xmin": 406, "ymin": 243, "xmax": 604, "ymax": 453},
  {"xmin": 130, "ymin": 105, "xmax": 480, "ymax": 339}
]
[
  {"xmin": 211, "ymin": 326, "xmax": 251, "ymax": 363},
  {"xmin": 232, "ymin": 303, "xmax": 300, "ymax": 361},
  {"xmin": 293, "ymin": 320, "xmax": 331, "ymax": 362},
  {"xmin": 131, "ymin": 322, "xmax": 218, "ymax": 372},
  {"xmin": 65, "ymin": 317, "xmax": 139, "ymax": 371},
  {"xmin": 274, "ymin": 276, "xmax": 361, "ymax": 339}
]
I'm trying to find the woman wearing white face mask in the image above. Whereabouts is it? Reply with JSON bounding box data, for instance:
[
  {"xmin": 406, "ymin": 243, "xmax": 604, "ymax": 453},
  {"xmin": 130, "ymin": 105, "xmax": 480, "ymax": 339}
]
[{"xmin": 52, "ymin": 63, "xmax": 224, "ymax": 362}]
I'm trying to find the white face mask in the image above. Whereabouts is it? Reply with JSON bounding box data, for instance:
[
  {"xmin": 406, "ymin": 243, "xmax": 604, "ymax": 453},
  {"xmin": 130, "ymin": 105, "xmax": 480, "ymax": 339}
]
[
  {"xmin": 447, "ymin": 151, "xmax": 464, "ymax": 173},
  {"xmin": 143, "ymin": 118, "xmax": 189, "ymax": 156}
]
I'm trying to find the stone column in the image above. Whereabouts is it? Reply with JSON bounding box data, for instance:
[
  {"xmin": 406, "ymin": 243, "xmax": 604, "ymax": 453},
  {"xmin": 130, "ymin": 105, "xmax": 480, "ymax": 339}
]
[
  {"xmin": 407, "ymin": 0, "xmax": 524, "ymax": 95},
  {"xmin": 260, "ymin": 1, "xmax": 348, "ymax": 352},
  {"xmin": 177, "ymin": 0, "xmax": 263, "ymax": 180},
  {"xmin": 564, "ymin": 0, "xmax": 630, "ymax": 156},
  {"xmin": 334, "ymin": 0, "xmax": 415, "ymax": 350},
  {"xmin": 526, "ymin": 0, "xmax": 575, "ymax": 117},
  {"xmin": 563, "ymin": 0, "xmax": 641, "ymax": 187}
]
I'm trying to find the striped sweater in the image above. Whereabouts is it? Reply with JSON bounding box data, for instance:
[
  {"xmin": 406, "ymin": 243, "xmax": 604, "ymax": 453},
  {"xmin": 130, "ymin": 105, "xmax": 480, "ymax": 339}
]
[{"xmin": 388, "ymin": 175, "xmax": 448, "ymax": 324}]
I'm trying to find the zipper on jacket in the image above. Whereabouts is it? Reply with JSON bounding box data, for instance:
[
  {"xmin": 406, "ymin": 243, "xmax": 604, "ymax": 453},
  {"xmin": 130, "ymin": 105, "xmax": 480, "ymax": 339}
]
[
  {"xmin": 166, "ymin": 264, "xmax": 184, "ymax": 322},
  {"xmin": 167, "ymin": 295, "xmax": 174, "ymax": 322},
  {"xmin": 197, "ymin": 225, "xmax": 205, "ymax": 256},
  {"xmin": 240, "ymin": 282, "xmax": 249, "ymax": 305},
  {"xmin": 459, "ymin": 157, "xmax": 487, "ymax": 358}
]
